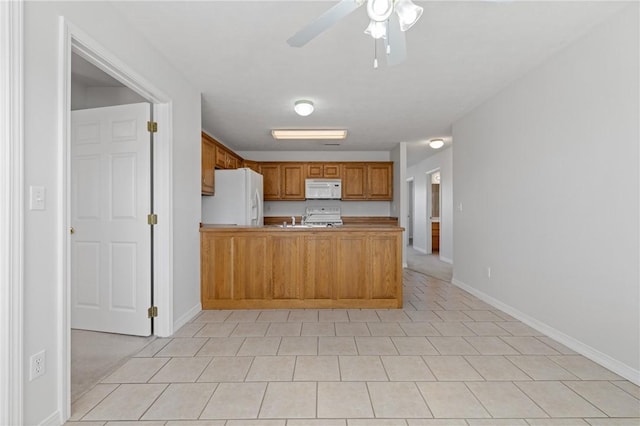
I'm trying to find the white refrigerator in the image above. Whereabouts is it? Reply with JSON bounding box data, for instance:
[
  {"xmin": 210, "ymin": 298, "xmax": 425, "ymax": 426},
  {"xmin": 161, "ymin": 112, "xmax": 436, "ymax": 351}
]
[{"xmin": 201, "ymin": 168, "xmax": 264, "ymax": 226}]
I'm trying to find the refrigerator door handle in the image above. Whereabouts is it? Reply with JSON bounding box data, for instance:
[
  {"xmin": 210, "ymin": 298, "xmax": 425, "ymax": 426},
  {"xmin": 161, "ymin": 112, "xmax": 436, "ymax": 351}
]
[{"xmin": 251, "ymin": 189, "xmax": 260, "ymax": 224}]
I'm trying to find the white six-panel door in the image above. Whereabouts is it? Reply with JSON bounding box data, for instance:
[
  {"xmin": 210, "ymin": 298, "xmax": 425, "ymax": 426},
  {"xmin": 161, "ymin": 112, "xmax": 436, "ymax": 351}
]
[{"xmin": 70, "ymin": 103, "xmax": 152, "ymax": 336}]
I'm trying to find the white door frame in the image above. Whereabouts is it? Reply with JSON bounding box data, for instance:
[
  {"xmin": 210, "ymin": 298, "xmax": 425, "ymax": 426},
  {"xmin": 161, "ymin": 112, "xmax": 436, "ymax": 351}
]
[
  {"xmin": 0, "ymin": 1, "xmax": 24, "ymax": 424},
  {"xmin": 58, "ymin": 17, "xmax": 175, "ymax": 420}
]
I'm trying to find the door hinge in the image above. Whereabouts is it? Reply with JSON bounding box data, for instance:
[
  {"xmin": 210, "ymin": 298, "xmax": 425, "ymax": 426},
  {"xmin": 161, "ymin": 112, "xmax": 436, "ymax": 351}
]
[
  {"xmin": 147, "ymin": 213, "xmax": 158, "ymax": 225},
  {"xmin": 148, "ymin": 306, "xmax": 158, "ymax": 318},
  {"xmin": 147, "ymin": 121, "xmax": 158, "ymax": 133}
]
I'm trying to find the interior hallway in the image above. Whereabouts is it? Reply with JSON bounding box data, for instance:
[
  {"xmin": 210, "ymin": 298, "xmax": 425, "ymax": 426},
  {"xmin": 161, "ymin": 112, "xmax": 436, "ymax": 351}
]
[{"xmin": 66, "ymin": 269, "xmax": 640, "ymax": 425}]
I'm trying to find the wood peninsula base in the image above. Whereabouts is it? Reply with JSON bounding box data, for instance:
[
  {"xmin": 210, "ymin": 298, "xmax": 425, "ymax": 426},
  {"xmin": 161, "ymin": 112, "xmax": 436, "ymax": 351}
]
[{"xmin": 200, "ymin": 225, "xmax": 403, "ymax": 310}]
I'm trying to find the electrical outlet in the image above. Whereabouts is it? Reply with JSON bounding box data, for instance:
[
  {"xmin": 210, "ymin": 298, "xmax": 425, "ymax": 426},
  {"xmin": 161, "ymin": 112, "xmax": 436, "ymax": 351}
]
[{"xmin": 29, "ymin": 350, "xmax": 46, "ymax": 381}]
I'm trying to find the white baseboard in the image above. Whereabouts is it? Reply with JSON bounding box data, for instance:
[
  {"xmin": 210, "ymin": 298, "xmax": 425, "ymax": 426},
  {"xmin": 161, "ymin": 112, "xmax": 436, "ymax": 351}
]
[
  {"xmin": 452, "ymin": 278, "xmax": 640, "ymax": 386},
  {"xmin": 38, "ymin": 410, "xmax": 60, "ymax": 426},
  {"xmin": 439, "ymin": 256, "xmax": 453, "ymax": 264},
  {"xmin": 412, "ymin": 246, "xmax": 427, "ymax": 254},
  {"xmin": 173, "ymin": 303, "xmax": 201, "ymax": 333}
]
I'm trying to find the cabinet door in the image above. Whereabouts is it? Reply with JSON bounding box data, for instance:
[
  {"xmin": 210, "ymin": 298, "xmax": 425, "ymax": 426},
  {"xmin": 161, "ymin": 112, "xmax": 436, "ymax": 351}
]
[
  {"xmin": 201, "ymin": 138, "xmax": 215, "ymax": 195},
  {"xmin": 336, "ymin": 234, "xmax": 369, "ymax": 299},
  {"xmin": 270, "ymin": 235, "xmax": 302, "ymax": 300},
  {"xmin": 215, "ymin": 145, "xmax": 227, "ymax": 169},
  {"xmin": 370, "ymin": 235, "xmax": 400, "ymax": 299},
  {"xmin": 323, "ymin": 163, "xmax": 341, "ymax": 178},
  {"xmin": 226, "ymin": 153, "xmax": 240, "ymax": 169},
  {"xmin": 341, "ymin": 163, "xmax": 367, "ymax": 200},
  {"xmin": 303, "ymin": 235, "xmax": 336, "ymax": 299},
  {"xmin": 201, "ymin": 234, "xmax": 233, "ymax": 301},
  {"xmin": 281, "ymin": 163, "xmax": 305, "ymax": 200},
  {"xmin": 260, "ymin": 164, "xmax": 281, "ymax": 200},
  {"xmin": 233, "ymin": 236, "xmax": 269, "ymax": 300},
  {"xmin": 367, "ymin": 163, "xmax": 393, "ymax": 200},
  {"xmin": 306, "ymin": 163, "xmax": 323, "ymax": 179}
]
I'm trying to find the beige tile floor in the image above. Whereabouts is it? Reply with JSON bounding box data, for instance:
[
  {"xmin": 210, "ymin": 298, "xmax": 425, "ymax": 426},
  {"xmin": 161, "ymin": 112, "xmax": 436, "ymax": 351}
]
[{"xmin": 66, "ymin": 269, "xmax": 640, "ymax": 425}]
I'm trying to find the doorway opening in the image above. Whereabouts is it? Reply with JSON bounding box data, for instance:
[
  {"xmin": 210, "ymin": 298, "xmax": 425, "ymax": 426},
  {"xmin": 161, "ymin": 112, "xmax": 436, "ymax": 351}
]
[
  {"xmin": 429, "ymin": 170, "xmax": 441, "ymax": 254},
  {"xmin": 60, "ymin": 20, "xmax": 174, "ymax": 419},
  {"xmin": 405, "ymin": 168, "xmax": 451, "ymax": 281},
  {"xmin": 69, "ymin": 53, "xmax": 156, "ymax": 402}
]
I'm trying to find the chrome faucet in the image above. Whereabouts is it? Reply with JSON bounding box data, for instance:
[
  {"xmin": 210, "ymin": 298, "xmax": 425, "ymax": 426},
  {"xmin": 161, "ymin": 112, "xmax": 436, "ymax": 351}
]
[{"xmin": 291, "ymin": 216, "xmax": 296, "ymax": 226}]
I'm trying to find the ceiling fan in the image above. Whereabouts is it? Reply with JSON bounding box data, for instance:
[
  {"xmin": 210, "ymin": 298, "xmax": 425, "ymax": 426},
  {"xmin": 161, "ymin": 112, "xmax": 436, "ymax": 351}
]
[{"xmin": 287, "ymin": 0, "xmax": 424, "ymax": 68}]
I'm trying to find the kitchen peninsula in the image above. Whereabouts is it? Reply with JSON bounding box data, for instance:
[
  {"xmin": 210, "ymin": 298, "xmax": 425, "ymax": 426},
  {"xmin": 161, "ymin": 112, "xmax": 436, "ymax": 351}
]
[{"xmin": 200, "ymin": 224, "xmax": 403, "ymax": 309}]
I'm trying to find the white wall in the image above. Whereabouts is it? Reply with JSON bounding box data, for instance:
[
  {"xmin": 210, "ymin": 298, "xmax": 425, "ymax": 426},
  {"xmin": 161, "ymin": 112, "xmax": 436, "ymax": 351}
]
[
  {"xmin": 235, "ymin": 150, "xmax": 394, "ymax": 218},
  {"xmin": 452, "ymin": 5, "xmax": 639, "ymax": 383},
  {"xmin": 406, "ymin": 147, "xmax": 453, "ymax": 263},
  {"xmin": 23, "ymin": 2, "xmax": 201, "ymax": 424}
]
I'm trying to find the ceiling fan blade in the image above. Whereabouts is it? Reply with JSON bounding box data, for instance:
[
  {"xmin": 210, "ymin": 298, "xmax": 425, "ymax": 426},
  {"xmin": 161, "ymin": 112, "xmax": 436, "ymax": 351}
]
[
  {"xmin": 386, "ymin": 14, "xmax": 407, "ymax": 66},
  {"xmin": 287, "ymin": 0, "xmax": 362, "ymax": 47}
]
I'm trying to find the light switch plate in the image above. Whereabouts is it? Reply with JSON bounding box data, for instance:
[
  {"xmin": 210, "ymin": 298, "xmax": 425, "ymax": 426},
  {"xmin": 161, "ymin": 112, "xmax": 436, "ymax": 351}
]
[{"xmin": 30, "ymin": 185, "xmax": 46, "ymax": 210}]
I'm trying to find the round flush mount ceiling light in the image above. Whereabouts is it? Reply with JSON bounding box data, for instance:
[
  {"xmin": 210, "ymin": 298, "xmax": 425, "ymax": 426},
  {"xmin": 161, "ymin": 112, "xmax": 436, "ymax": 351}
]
[
  {"xmin": 294, "ymin": 100, "xmax": 314, "ymax": 116},
  {"xmin": 429, "ymin": 139, "xmax": 445, "ymax": 149}
]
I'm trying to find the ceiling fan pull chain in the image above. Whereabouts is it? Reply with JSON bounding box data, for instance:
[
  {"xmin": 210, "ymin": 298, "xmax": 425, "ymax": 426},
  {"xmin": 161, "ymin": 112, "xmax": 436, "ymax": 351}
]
[
  {"xmin": 373, "ymin": 38, "xmax": 379, "ymax": 69},
  {"xmin": 386, "ymin": 19, "xmax": 391, "ymax": 54}
]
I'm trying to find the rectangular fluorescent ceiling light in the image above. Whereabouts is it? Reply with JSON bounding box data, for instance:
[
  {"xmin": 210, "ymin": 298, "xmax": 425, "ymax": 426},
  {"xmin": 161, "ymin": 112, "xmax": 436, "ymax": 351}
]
[{"xmin": 272, "ymin": 129, "xmax": 347, "ymax": 140}]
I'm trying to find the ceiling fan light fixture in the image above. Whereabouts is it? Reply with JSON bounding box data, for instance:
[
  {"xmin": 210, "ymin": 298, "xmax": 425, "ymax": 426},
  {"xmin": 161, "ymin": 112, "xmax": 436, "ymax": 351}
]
[
  {"xmin": 294, "ymin": 100, "xmax": 314, "ymax": 116},
  {"xmin": 364, "ymin": 19, "xmax": 387, "ymax": 39},
  {"xmin": 395, "ymin": 0, "xmax": 424, "ymax": 31},
  {"xmin": 367, "ymin": 0, "xmax": 394, "ymax": 21},
  {"xmin": 429, "ymin": 139, "xmax": 445, "ymax": 149},
  {"xmin": 272, "ymin": 129, "xmax": 348, "ymax": 140}
]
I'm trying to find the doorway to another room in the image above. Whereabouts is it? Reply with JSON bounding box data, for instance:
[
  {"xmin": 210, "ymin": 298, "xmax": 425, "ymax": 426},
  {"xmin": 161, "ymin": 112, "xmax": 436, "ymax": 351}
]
[
  {"xmin": 429, "ymin": 170, "xmax": 441, "ymax": 254},
  {"xmin": 404, "ymin": 168, "xmax": 452, "ymax": 282},
  {"xmin": 68, "ymin": 51, "xmax": 157, "ymax": 403}
]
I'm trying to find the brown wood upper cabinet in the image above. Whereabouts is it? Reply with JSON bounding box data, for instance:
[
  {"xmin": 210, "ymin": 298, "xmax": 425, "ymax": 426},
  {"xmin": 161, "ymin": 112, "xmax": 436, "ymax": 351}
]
[
  {"xmin": 260, "ymin": 163, "xmax": 281, "ymax": 200},
  {"xmin": 213, "ymin": 140, "xmax": 241, "ymax": 170},
  {"xmin": 214, "ymin": 145, "xmax": 228, "ymax": 169},
  {"xmin": 201, "ymin": 135, "xmax": 216, "ymax": 195},
  {"xmin": 262, "ymin": 161, "xmax": 393, "ymax": 201},
  {"xmin": 306, "ymin": 162, "xmax": 341, "ymax": 179},
  {"xmin": 217, "ymin": 147, "xmax": 241, "ymax": 170},
  {"xmin": 341, "ymin": 163, "xmax": 367, "ymax": 200},
  {"xmin": 367, "ymin": 162, "xmax": 393, "ymax": 200},
  {"xmin": 261, "ymin": 162, "xmax": 306, "ymax": 201},
  {"xmin": 342, "ymin": 162, "xmax": 393, "ymax": 200},
  {"xmin": 281, "ymin": 163, "xmax": 305, "ymax": 200},
  {"xmin": 201, "ymin": 130, "xmax": 393, "ymax": 201},
  {"xmin": 226, "ymin": 153, "xmax": 241, "ymax": 169},
  {"xmin": 243, "ymin": 160, "xmax": 260, "ymax": 173}
]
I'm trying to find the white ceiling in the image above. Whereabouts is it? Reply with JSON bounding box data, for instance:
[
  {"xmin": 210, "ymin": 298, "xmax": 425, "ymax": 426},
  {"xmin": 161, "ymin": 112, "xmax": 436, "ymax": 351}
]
[{"xmin": 106, "ymin": 1, "xmax": 627, "ymax": 165}]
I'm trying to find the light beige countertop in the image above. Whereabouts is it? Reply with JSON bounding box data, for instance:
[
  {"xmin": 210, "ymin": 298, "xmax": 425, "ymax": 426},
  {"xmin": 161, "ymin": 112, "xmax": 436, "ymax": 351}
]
[{"xmin": 200, "ymin": 224, "xmax": 404, "ymax": 232}]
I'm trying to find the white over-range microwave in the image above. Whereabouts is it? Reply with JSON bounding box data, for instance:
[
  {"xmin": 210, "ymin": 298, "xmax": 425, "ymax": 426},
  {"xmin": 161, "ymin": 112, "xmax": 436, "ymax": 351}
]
[{"xmin": 305, "ymin": 179, "xmax": 342, "ymax": 200}]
